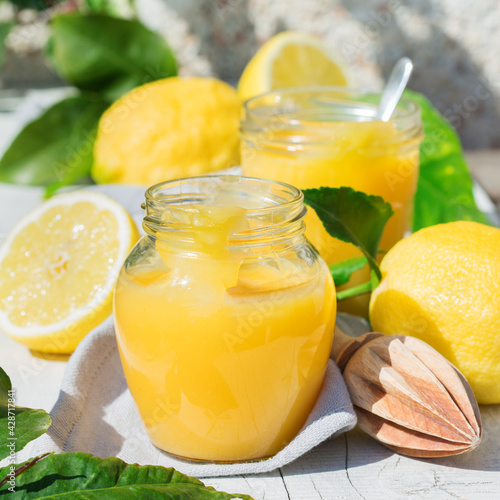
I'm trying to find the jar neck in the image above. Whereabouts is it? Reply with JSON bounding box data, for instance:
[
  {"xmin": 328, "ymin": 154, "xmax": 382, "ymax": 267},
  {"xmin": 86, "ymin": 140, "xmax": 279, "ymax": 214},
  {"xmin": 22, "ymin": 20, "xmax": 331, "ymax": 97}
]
[
  {"xmin": 241, "ymin": 86, "xmax": 422, "ymax": 151},
  {"xmin": 142, "ymin": 176, "xmax": 307, "ymax": 251}
]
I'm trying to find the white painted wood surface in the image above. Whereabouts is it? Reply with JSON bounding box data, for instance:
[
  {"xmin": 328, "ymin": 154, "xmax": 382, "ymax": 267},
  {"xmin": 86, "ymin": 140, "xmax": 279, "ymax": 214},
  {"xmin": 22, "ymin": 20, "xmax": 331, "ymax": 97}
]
[{"xmin": 0, "ymin": 114, "xmax": 499, "ymax": 498}]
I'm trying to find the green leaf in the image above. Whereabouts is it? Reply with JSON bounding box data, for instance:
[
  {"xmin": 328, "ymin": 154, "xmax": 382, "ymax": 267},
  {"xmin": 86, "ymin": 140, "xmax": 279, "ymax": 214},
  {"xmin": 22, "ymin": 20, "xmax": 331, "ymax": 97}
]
[
  {"xmin": 0, "ymin": 368, "xmax": 10, "ymax": 402},
  {"xmin": 48, "ymin": 13, "xmax": 177, "ymax": 101},
  {"xmin": 329, "ymin": 256, "xmax": 368, "ymax": 287},
  {"xmin": 0, "ymin": 22, "xmax": 13, "ymax": 68},
  {"xmin": 0, "ymin": 367, "xmax": 51, "ymax": 462},
  {"xmin": 405, "ymin": 90, "xmax": 490, "ymax": 231},
  {"xmin": 303, "ymin": 187, "xmax": 393, "ymax": 280},
  {"xmin": 0, "ymin": 453, "xmax": 254, "ymax": 499},
  {"xmin": 0, "ymin": 95, "xmax": 108, "ymax": 193},
  {"xmin": 83, "ymin": 0, "xmax": 136, "ymax": 18},
  {"xmin": 415, "ymin": 153, "xmax": 490, "ymax": 225},
  {"xmin": 336, "ymin": 280, "xmax": 372, "ymax": 302}
]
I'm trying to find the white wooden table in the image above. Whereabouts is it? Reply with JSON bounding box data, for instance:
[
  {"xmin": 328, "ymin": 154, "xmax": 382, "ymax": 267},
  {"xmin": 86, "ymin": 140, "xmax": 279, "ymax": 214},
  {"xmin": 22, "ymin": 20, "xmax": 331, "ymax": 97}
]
[{"xmin": 0, "ymin": 108, "xmax": 499, "ymax": 498}]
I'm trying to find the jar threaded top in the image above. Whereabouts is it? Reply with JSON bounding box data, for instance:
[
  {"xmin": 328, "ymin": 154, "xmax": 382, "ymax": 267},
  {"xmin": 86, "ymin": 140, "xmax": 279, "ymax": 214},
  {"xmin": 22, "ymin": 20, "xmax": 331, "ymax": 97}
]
[
  {"xmin": 241, "ymin": 86, "xmax": 422, "ymax": 151},
  {"xmin": 142, "ymin": 175, "xmax": 307, "ymax": 248}
]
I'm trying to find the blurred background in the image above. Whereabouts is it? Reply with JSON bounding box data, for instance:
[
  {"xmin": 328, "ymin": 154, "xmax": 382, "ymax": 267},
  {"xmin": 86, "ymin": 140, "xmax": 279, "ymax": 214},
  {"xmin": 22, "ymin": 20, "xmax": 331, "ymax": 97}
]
[{"xmin": 1, "ymin": 0, "xmax": 499, "ymax": 150}]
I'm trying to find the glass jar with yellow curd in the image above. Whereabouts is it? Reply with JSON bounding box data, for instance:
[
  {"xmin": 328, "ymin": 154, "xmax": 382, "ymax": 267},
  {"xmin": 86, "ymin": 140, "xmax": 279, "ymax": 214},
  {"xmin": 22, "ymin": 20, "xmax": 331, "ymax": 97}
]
[
  {"xmin": 241, "ymin": 87, "xmax": 422, "ymax": 314},
  {"xmin": 113, "ymin": 176, "xmax": 336, "ymax": 462}
]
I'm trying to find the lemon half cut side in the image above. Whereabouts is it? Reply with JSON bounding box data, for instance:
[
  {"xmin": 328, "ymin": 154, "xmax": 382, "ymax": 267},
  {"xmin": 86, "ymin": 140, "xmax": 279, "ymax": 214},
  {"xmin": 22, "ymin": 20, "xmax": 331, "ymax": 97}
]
[
  {"xmin": 0, "ymin": 191, "xmax": 139, "ymax": 354},
  {"xmin": 238, "ymin": 31, "xmax": 350, "ymax": 101}
]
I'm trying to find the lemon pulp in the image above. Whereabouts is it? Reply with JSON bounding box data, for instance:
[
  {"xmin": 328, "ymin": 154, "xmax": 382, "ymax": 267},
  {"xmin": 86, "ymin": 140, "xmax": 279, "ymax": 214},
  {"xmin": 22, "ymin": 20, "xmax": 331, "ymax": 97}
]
[{"xmin": 0, "ymin": 191, "xmax": 139, "ymax": 353}]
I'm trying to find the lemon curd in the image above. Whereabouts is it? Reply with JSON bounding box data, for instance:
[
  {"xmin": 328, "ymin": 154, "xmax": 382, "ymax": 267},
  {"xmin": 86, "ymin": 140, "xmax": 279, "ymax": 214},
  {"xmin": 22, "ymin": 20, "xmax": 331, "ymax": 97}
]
[
  {"xmin": 241, "ymin": 88, "xmax": 422, "ymax": 313},
  {"xmin": 114, "ymin": 176, "xmax": 336, "ymax": 462}
]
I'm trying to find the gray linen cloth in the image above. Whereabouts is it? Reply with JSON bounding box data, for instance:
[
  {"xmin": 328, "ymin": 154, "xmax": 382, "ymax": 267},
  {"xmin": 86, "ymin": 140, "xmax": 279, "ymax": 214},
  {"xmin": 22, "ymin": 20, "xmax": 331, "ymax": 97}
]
[{"xmin": 32, "ymin": 314, "xmax": 368, "ymax": 477}]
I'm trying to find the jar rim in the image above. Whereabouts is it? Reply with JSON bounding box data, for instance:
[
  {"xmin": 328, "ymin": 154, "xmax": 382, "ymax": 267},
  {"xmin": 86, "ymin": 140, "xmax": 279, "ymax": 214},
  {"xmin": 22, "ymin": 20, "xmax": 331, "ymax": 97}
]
[
  {"xmin": 241, "ymin": 86, "xmax": 422, "ymax": 148},
  {"xmin": 243, "ymin": 85, "xmax": 420, "ymax": 121},
  {"xmin": 145, "ymin": 175, "xmax": 303, "ymax": 213},
  {"xmin": 143, "ymin": 175, "xmax": 307, "ymax": 245}
]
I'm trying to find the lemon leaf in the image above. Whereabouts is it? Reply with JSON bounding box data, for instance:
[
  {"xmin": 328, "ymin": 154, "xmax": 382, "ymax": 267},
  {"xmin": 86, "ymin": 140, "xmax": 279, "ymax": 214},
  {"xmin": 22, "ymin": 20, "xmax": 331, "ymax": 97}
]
[
  {"xmin": 303, "ymin": 187, "xmax": 393, "ymax": 281},
  {"xmin": 405, "ymin": 90, "xmax": 490, "ymax": 231},
  {"xmin": 83, "ymin": 0, "xmax": 136, "ymax": 17},
  {"xmin": 329, "ymin": 256, "xmax": 368, "ymax": 287},
  {"xmin": 48, "ymin": 13, "xmax": 177, "ymax": 101},
  {"xmin": 0, "ymin": 367, "xmax": 251, "ymax": 497},
  {"xmin": 0, "ymin": 367, "xmax": 51, "ymax": 462},
  {"xmin": 0, "ymin": 452, "xmax": 254, "ymax": 498},
  {"xmin": 0, "ymin": 95, "xmax": 108, "ymax": 192},
  {"xmin": 336, "ymin": 280, "xmax": 373, "ymax": 302}
]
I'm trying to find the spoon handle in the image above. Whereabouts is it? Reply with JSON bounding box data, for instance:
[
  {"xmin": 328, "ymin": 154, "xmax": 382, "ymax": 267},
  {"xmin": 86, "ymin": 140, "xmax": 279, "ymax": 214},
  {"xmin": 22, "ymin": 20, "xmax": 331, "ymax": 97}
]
[{"xmin": 376, "ymin": 57, "xmax": 413, "ymax": 121}]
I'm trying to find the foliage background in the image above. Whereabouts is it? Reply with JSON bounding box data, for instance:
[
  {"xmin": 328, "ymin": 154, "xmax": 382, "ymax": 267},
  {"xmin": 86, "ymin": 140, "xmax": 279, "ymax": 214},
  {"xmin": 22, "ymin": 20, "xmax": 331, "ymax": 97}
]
[{"xmin": 1, "ymin": 0, "xmax": 499, "ymax": 149}]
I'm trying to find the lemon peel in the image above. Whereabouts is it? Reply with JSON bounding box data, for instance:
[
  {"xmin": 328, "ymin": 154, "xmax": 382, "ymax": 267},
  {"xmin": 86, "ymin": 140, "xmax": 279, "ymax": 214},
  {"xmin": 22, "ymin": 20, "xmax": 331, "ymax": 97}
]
[
  {"xmin": 369, "ymin": 221, "xmax": 500, "ymax": 404},
  {"xmin": 92, "ymin": 77, "xmax": 241, "ymax": 185}
]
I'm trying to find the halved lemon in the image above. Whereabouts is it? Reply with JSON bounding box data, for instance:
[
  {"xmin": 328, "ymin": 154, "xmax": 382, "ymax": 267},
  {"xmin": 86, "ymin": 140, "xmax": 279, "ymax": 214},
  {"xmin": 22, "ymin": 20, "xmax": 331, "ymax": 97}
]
[
  {"xmin": 238, "ymin": 31, "xmax": 350, "ymax": 101},
  {"xmin": 0, "ymin": 191, "xmax": 139, "ymax": 354}
]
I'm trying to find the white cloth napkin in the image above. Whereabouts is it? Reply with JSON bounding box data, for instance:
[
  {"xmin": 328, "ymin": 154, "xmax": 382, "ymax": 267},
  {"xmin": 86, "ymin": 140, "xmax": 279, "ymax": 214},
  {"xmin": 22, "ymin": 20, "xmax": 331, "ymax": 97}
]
[{"xmin": 32, "ymin": 314, "xmax": 369, "ymax": 477}]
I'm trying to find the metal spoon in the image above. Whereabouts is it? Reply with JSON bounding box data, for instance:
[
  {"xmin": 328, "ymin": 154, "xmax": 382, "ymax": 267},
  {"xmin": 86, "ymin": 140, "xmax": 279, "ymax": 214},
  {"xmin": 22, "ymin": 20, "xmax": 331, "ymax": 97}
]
[{"xmin": 375, "ymin": 57, "xmax": 413, "ymax": 121}]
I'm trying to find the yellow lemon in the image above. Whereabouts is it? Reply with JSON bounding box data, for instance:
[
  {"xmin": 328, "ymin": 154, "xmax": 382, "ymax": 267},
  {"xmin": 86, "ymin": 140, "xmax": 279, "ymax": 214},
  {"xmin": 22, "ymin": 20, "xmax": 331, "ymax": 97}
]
[
  {"xmin": 238, "ymin": 31, "xmax": 350, "ymax": 101},
  {"xmin": 369, "ymin": 221, "xmax": 500, "ymax": 404},
  {"xmin": 0, "ymin": 191, "xmax": 139, "ymax": 354},
  {"xmin": 92, "ymin": 77, "xmax": 241, "ymax": 185}
]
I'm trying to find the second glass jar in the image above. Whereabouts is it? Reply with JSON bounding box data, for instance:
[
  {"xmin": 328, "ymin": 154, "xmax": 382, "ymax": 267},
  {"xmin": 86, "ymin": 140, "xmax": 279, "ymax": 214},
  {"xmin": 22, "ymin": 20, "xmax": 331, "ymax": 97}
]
[{"xmin": 241, "ymin": 87, "xmax": 423, "ymax": 314}]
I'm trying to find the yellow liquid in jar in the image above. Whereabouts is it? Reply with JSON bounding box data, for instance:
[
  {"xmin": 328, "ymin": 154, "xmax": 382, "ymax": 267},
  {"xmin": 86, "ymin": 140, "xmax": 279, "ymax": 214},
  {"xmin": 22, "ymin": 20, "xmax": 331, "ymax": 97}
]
[
  {"xmin": 114, "ymin": 203, "xmax": 336, "ymax": 462},
  {"xmin": 242, "ymin": 120, "xmax": 420, "ymax": 314}
]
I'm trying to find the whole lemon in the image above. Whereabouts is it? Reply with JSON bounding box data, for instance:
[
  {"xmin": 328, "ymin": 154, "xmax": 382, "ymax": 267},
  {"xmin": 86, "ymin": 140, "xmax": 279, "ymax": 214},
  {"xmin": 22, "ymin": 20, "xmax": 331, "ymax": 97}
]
[
  {"xmin": 92, "ymin": 77, "xmax": 241, "ymax": 185},
  {"xmin": 369, "ymin": 221, "xmax": 500, "ymax": 404}
]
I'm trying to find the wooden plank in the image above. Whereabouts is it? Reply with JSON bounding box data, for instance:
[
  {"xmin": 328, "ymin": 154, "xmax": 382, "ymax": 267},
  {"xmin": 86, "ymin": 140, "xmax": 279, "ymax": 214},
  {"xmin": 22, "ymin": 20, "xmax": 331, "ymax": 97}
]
[
  {"xmin": 0, "ymin": 330, "xmax": 67, "ymax": 412},
  {"xmin": 324, "ymin": 409, "xmax": 500, "ymax": 500},
  {"xmin": 279, "ymin": 434, "xmax": 367, "ymax": 499},
  {"xmin": 204, "ymin": 470, "xmax": 290, "ymax": 500}
]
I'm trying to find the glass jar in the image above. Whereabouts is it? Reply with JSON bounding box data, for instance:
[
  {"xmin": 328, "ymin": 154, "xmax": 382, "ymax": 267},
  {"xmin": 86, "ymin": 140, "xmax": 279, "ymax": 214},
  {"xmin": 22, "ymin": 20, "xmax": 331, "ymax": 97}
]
[
  {"xmin": 241, "ymin": 87, "xmax": 423, "ymax": 315},
  {"xmin": 114, "ymin": 175, "xmax": 336, "ymax": 462}
]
